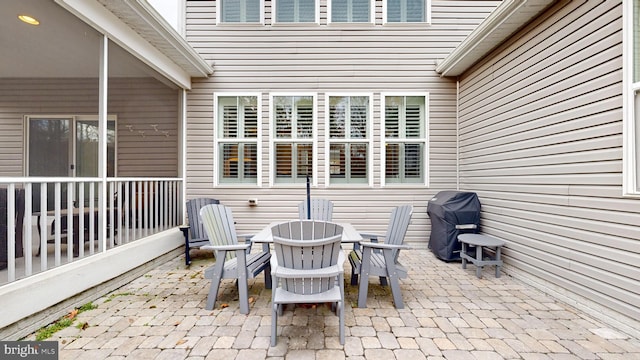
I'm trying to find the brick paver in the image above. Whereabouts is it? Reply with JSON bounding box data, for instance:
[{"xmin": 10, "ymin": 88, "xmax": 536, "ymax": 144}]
[{"xmin": 24, "ymin": 249, "xmax": 640, "ymax": 359}]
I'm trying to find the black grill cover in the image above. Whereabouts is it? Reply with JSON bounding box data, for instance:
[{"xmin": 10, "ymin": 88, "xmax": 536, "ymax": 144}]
[{"xmin": 427, "ymin": 191, "xmax": 481, "ymax": 261}]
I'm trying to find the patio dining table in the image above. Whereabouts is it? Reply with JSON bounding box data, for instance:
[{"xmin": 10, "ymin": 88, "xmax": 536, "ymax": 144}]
[{"xmin": 250, "ymin": 221, "xmax": 363, "ymax": 244}]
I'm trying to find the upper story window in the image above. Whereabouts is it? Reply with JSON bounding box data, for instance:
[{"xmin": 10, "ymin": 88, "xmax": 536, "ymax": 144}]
[
  {"xmin": 270, "ymin": 95, "xmax": 315, "ymax": 184},
  {"xmin": 219, "ymin": 0, "xmax": 262, "ymax": 23},
  {"xmin": 329, "ymin": 0, "xmax": 372, "ymax": 23},
  {"xmin": 624, "ymin": 0, "xmax": 640, "ymax": 194},
  {"xmin": 215, "ymin": 95, "xmax": 260, "ymax": 185},
  {"xmin": 275, "ymin": 0, "xmax": 318, "ymax": 23},
  {"xmin": 384, "ymin": 0, "xmax": 431, "ymax": 24},
  {"xmin": 382, "ymin": 94, "xmax": 428, "ymax": 185},
  {"xmin": 327, "ymin": 95, "xmax": 372, "ymax": 185}
]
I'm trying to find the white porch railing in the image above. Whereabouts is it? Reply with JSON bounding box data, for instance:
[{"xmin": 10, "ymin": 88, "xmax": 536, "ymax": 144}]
[{"xmin": 0, "ymin": 178, "xmax": 183, "ymax": 285}]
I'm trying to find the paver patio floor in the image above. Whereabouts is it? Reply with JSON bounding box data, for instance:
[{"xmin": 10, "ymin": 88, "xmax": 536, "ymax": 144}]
[{"xmin": 28, "ymin": 248, "xmax": 640, "ymax": 360}]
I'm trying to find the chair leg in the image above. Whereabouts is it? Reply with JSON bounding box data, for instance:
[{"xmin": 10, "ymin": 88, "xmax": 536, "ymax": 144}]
[
  {"xmin": 357, "ymin": 247, "xmax": 373, "ymax": 308},
  {"xmin": 271, "ymin": 303, "xmax": 278, "ymax": 346},
  {"xmin": 236, "ymin": 249, "xmax": 250, "ymax": 314},
  {"xmin": 383, "ymin": 248, "xmax": 404, "ymax": 309},
  {"xmin": 205, "ymin": 252, "xmax": 226, "ymax": 310},
  {"xmin": 264, "ymin": 263, "xmax": 272, "ymax": 289}
]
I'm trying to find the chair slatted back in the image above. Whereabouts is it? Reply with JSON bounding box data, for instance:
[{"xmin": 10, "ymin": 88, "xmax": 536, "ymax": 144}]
[
  {"xmin": 199, "ymin": 204, "xmax": 238, "ymax": 260},
  {"xmin": 384, "ymin": 205, "xmax": 413, "ymax": 261},
  {"xmin": 272, "ymin": 220, "xmax": 343, "ymax": 294},
  {"xmin": 298, "ymin": 199, "xmax": 333, "ymax": 221},
  {"xmin": 186, "ymin": 198, "xmax": 219, "ymax": 241}
]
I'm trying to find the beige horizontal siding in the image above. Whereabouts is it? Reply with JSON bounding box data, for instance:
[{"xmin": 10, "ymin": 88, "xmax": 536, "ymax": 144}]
[
  {"xmin": 457, "ymin": 0, "xmax": 639, "ymax": 325},
  {"xmin": 185, "ymin": 1, "xmax": 500, "ymax": 245}
]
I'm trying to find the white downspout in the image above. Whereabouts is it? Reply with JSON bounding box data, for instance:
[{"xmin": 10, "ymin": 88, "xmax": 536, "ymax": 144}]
[{"xmin": 456, "ymin": 79, "xmax": 460, "ymax": 191}]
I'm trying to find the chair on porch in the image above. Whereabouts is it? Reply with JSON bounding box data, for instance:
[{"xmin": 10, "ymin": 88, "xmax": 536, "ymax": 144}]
[
  {"xmin": 348, "ymin": 204, "xmax": 413, "ymax": 309},
  {"xmin": 298, "ymin": 198, "xmax": 334, "ymax": 221},
  {"xmin": 199, "ymin": 204, "xmax": 272, "ymax": 314},
  {"xmin": 270, "ymin": 220, "xmax": 345, "ymax": 346},
  {"xmin": 0, "ymin": 188, "xmax": 25, "ymax": 270},
  {"xmin": 183, "ymin": 198, "xmax": 220, "ymax": 265}
]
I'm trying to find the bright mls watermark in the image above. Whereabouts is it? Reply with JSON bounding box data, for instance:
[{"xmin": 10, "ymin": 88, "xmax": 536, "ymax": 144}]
[{"xmin": 1, "ymin": 341, "xmax": 58, "ymax": 359}]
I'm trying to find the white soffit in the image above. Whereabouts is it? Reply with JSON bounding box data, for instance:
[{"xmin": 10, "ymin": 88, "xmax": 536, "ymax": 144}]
[
  {"xmin": 436, "ymin": 0, "xmax": 556, "ymax": 77},
  {"xmin": 56, "ymin": 0, "xmax": 212, "ymax": 89}
]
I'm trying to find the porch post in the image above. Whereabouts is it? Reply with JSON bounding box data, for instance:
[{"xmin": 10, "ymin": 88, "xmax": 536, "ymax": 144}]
[
  {"xmin": 180, "ymin": 89, "xmax": 187, "ymax": 224},
  {"xmin": 98, "ymin": 34, "xmax": 109, "ymax": 249}
]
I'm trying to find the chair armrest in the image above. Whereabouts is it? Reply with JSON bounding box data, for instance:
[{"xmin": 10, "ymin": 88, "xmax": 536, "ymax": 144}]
[
  {"xmin": 358, "ymin": 241, "xmax": 411, "ymax": 250},
  {"xmin": 360, "ymin": 232, "xmax": 385, "ymax": 240},
  {"xmin": 201, "ymin": 243, "xmax": 251, "ymax": 251}
]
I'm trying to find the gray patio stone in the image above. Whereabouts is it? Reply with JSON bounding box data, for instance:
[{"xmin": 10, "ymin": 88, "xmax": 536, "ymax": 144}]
[{"xmin": 21, "ymin": 249, "xmax": 636, "ymax": 360}]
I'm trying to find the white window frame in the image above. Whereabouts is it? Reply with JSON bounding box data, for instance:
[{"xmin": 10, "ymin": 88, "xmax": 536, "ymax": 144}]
[
  {"xmin": 273, "ymin": 0, "xmax": 320, "ymax": 24},
  {"xmin": 380, "ymin": 92, "xmax": 429, "ymax": 187},
  {"xmin": 327, "ymin": 0, "xmax": 374, "ymax": 24},
  {"xmin": 216, "ymin": 0, "xmax": 265, "ymax": 24},
  {"xmin": 383, "ymin": 0, "xmax": 432, "ymax": 24},
  {"xmin": 624, "ymin": 0, "xmax": 640, "ymax": 195},
  {"xmin": 213, "ymin": 93, "xmax": 263, "ymax": 187},
  {"xmin": 325, "ymin": 93, "xmax": 374, "ymax": 187},
  {"xmin": 269, "ymin": 93, "xmax": 318, "ymax": 186}
]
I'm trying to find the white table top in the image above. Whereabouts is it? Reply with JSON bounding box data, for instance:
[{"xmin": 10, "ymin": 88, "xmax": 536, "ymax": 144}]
[{"xmin": 251, "ymin": 221, "xmax": 363, "ymax": 243}]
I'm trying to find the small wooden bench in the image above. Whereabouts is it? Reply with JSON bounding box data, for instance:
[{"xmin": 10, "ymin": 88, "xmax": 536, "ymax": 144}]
[{"xmin": 458, "ymin": 234, "xmax": 505, "ymax": 278}]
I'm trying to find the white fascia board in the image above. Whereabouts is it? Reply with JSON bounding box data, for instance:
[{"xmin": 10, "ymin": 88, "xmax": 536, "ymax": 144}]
[
  {"xmin": 436, "ymin": 0, "xmax": 555, "ymax": 77},
  {"xmin": 56, "ymin": 0, "xmax": 193, "ymax": 89}
]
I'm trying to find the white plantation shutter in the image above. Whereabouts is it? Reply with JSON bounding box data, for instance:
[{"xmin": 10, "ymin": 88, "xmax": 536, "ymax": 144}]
[
  {"xmin": 328, "ymin": 95, "xmax": 370, "ymax": 184},
  {"xmin": 383, "ymin": 95, "xmax": 426, "ymax": 184},
  {"xmin": 273, "ymin": 96, "xmax": 314, "ymax": 183},
  {"xmin": 217, "ymin": 96, "xmax": 259, "ymax": 184}
]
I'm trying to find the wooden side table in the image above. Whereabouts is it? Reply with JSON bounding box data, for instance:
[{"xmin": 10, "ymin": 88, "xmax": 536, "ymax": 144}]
[{"xmin": 458, "ymin": 234, "xmax": 506, "ymax": 278}]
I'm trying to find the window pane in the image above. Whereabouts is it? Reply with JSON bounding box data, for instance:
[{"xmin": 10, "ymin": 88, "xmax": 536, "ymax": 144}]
[
  {"xmin": 220, "ymin": 143, "xmax": 257, "ymax": 183},
  {"xmin": 350, "ymin": 96, "xmax": 369, "ymax": 138},
  {"xmin": 406, "ymin": 96, "xmax": 424, "ymax": 138},
  {"xmin": 385, "ymin": 96, "xmax": 401, "ymax": 138},
  {"xmin": 275, "ymin": 104, "xmax": 292, "ymax": 138},
  {"xmin": 277, "ymin": 0, "xmax": 315, "ymax": 22},
  {"xmin": 296, "ymin": 97, "xmax": 313, "ymax": 138},
  {"xmin": 404, "ymin": 143, "xmax": 423, "ymax": 180},
  {"xmin": 276, "ymin": 143, "xmax": 292, "ymax": 178},
  {"xmin": 387, "ymin": 0, "xmax": 424, "ymax": 22},
  {"xmin": 332, "ymin": 0, "xmax": 369, "ymax": 22},
  {"xmin": 297, "ymin": 144, "xmax": 313, "ymax": 177},
  {"xmin": 329, "ymin": 96, "xmax": 347, "ymax": 138},
  {"xmin": 330, "ymin": 144, "xmax": 346, "ymax": 178},
  {"xmin": 350, "ymin": 144, "xmax": 368, "ymax": 179},
  {"xmin": 222, "ymin": 0, "xmax": 260, "ymax": 22},
  {"xmin": 385, "ymin": 143, "xmax": 400, "ymax": 179}
]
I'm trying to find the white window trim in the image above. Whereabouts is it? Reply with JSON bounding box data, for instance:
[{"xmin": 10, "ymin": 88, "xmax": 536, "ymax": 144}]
[
  {"xmin": 382, "ymin": 0, "xmax": 432, "ymax": 25},
  {"xmin": 623, "ymin": 0, "xmax": 640, "ymax": 196},
  {"xmin": 380, "ymin": 92, "xmax": 429, "ymax": 187},
  {"xmin": 213, "ymin": 93, "xmax": 263, "ymax": 187},
  {"xmin": 268, "ymin": 93, "xmax": 318, "ymax": 187},
  {"xmin": 216, "ymin": 0, "xmax": 265, "ymax": 25},
  {"xmin": 324, "ymin": 93, "xmax": 374, "ymax": 187},
  {"xmin": 272, "ymin": 0, "xmax": 320, "ymax": 24},
  {"xmin": 327, "ymin": 0, "xmax": 374, "ymax": 24}
]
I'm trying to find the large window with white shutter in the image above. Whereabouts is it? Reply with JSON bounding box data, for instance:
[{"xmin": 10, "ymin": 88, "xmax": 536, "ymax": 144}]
[
  {"xmin": 382, "ymin": 94, "xmax": 428, "ymax": 185},
  {"xmin": 326, "ymin": 95, "xmax": 372, "ymax": 185},
  {"xmin": 215, "ymin": 95, "xmax": 260, "ymax": 185},
  {"xmin": 270, "ymin": 95, "xmax": 315, "ymax": 184}
]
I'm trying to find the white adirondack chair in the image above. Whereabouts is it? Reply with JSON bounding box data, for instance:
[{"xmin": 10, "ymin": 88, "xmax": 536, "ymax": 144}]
[
  {"xmin": 199, "ymin": 204, "xmax": 272, "ymax": 314},
  {"xmin": 298, "ymin": 198, "xmax": 334, "ymax": 221},
  {"xmin": 348, "ymin": 205, "xmax": 413, "ymax": 309},
  {"xmin": 270, "ymin": 220, "xmax": 345, "ymax": 346}
]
